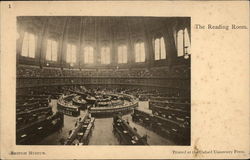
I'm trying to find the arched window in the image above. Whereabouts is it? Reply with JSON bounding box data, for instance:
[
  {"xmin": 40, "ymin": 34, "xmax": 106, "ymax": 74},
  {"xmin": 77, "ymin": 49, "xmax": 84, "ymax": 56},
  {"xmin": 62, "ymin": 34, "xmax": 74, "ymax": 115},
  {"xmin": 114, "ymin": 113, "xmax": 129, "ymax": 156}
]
[
  {"xmin": 101, "ymin": 46, "xmax": 110, "ymax": 64},
  {"xmin": 154, "ymin": 37, "xmax": 166, "ymax": 60},
  {"xmin": 84, "ymin": 46, "xmax": 94, "ymax": 64},
  {"xmin": 66, "ymin": 44, "xmax": 76, "ymax": 64},
  {"xmin": 177, "ymin": 28, "xmax": 190, "ymax": 57},
  {"xmin": 46, "ymin": 39, "xmax": 58, "ymax": 61},
  {"xmin": 21, "ymin": 32, "xmax": 36, "ymax": 58},
  {"xmin": 118, "ymin": 45, "xmax": 127, "ymax": 64},
  {"xmin": 135, "ymin": 41, "xmax": 145, "ymax": 62}
]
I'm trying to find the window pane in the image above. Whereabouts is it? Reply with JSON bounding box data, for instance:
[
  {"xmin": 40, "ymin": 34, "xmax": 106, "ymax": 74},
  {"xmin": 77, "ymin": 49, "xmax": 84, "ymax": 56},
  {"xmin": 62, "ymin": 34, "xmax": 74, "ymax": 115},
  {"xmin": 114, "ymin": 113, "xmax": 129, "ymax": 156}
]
[
  {"xmin": 140, "ymin": 43, "xmax": 145, "ymax": 62},
  {"xmin": 89, "ymin": 47, "xmax": 94, "ymax": 63},
  {"xmin": 184, "ymin": 28, "xmax": 191, "ymax": 55},
  {"xmin": 66, "ymin": 44, "xmax": 71, "ymax": 63},
  {"xmin": 28, "ymin": 34, "xmax": 36, "ymax": 58},
  {"xmin": 46, "ymin": 40, "xmax": 52, "ymax": 60},
  {"xmin": 71, "ymin": 45, "xmax": 76, "ymax": 63},
  {"xmin": 155, "ymin": 38, "xmax": 160, "ymax": 60},
  {"xmin": 52, "ymin": 40, "xmax": 57, "ymax": 61},
  {"xmin": 118, "ymin": 45, "xmax": 127, "ymax": 64},
  {"xmin": 21, "ymin": 32, "xmax": 29, "ymax": 57},
  {"xmin": 135, "ymin": 42, "xmax": 145, "ymax": 62},
  {"xmin": 135, "ymin": 43, "xmax": 140, "ymax": 62},
  {"xmin": 118, "ymin": 46, "xmax": 122, "ymax": 63},
  {"xmin": 21, "ymin": 32, "xmax": 36, "ymax": 58},
  {"xmin": 177, "ymin": 30, "xmax": 184, "ymax": 57},
  {"xmin": 84, "ymin": 47, "xmax": 88, "ymax": 63},
  {"xmin": 101, "ymin": 47, "xmax": 105, "ymax": 64},
  {"xmin": 84, "ymin": 46, "xmax": 94, "ymax": 64},
  {"xmin": 160, "ymin": 37, "xmax": 166, "ymax": 59},
  {"xmin": 123, "ymin": 46, "xmax": 127, "ymax": 63}
]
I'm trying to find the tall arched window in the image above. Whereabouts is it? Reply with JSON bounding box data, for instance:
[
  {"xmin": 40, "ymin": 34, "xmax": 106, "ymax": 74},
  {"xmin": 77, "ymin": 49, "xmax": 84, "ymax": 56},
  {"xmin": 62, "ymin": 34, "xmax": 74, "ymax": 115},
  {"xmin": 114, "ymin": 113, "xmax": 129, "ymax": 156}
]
[
  {"xmin": 66, "ymin": 44, "xmax": 76, "ymax": 64},
  {"xmin": 21, "ymin": 32, "xmax": 36, "ymax": 58},
  {"xmin": 84, "ymin": 46, "xmax": 94, "ymax": 64},
  {"xmin": 135, "ymin": 41, "xmax": 145, "ymax": 62},
  {"xmin": 154, "ymin": 37, "xmax": 166, "ymax": 60},
  {"xmin": 101, "ymin": 46, "xmax": 110, "ymax": 64},
  {"xmin": 118, "ymin": 45, "xmax": 127, "ymax": 64},
  {"xmin": 177, "ymin": 28, "xmax": 191, "ymax": 57},
  {"xmin": 46, "ymin": 39, "xmax": 58, "ymax": 61}
]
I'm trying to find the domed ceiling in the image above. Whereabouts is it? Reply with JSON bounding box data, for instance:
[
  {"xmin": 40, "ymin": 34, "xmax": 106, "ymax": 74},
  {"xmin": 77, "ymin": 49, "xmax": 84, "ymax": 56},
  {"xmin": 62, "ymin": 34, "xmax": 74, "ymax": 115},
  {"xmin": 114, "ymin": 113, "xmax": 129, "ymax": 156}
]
[
  {"xmin": 17, "ymin": 16, "xmax": 190, "ymax": 68},
  {"xmin": 18, "ymin": 16, "xmax": 189, "ymax": 43}
]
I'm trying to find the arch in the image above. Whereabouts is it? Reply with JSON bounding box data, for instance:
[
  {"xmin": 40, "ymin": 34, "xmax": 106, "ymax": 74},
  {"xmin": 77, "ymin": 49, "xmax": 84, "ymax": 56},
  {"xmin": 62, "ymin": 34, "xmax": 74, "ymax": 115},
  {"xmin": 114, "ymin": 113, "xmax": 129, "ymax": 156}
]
[
  {"xmin": 66, "ymin": 43, "xmax": 77, "ymax": 64},
  {"xmin": 134, "ymin": 40, "xmax": 145, "ymax": 63},
  {"xmin": 84, "ymin": 45, "xmax": 94, "ymax": 64},
  {"xmin": 21, "ymin": 32, "xmax": 36, "ymax": 58},
  {"xmin": 154, "ymin": 36, "xmax": 166, "ymax": 60},
  {"xmin": 46, "ymin": 39, "xmax": 58, "ymax": 61}
]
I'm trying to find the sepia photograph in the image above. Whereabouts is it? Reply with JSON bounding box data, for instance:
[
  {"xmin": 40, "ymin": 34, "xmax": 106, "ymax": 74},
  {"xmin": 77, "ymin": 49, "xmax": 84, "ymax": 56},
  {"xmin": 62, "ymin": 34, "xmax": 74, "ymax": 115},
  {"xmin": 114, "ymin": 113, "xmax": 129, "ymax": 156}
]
[
  {"xmin": 1, "ymin": 1, "xmax": 249, "ymax": 159},
  {"xmin": 16, "ymin": 16, "xmax": 191, "ymax": 146}
]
